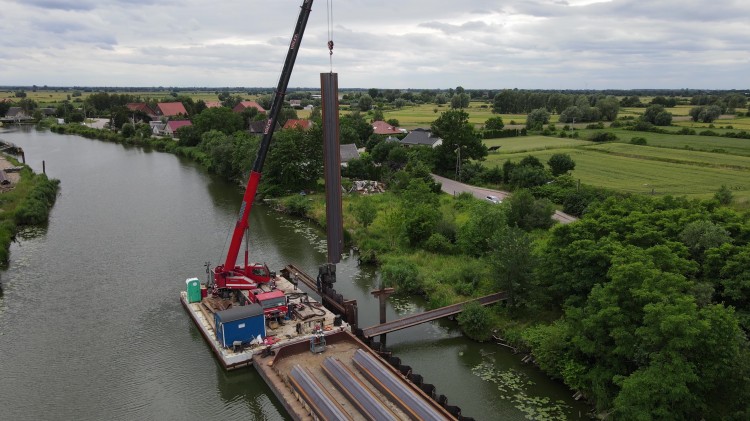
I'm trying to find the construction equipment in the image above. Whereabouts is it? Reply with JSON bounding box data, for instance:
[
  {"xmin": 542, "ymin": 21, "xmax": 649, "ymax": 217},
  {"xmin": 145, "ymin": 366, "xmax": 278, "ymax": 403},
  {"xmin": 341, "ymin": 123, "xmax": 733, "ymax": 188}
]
[{"xmin": 211, "ymin": 0, "xmax": 314, "ymax": 291}]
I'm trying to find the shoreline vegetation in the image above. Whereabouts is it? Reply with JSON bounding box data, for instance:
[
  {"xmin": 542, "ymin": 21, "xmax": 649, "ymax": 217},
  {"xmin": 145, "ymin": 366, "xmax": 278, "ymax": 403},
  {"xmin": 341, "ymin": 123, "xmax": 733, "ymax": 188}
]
[
  {"xmin": 40, "ymin": 97, "xmax": 750, "ymax": 418},
  {"xmin": 0, "ymin": 154, "xmax": 60, "ymax": 266}
]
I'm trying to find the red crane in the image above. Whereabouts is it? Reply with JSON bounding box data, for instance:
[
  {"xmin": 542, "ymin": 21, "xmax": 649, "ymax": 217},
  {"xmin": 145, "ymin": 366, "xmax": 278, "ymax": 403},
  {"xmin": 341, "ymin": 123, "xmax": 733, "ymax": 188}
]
[{"xmin": 212, "ymin": 0, "xmax": 314, "ymax": 290}]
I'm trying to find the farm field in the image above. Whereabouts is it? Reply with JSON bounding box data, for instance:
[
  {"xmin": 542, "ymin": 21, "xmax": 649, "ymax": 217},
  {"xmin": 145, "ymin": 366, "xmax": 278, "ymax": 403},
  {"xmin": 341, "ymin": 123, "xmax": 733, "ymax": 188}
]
[
  {"xmin": 484, "ymin": 143, "xmax": 750, "ymax": 204},
  {"xmin": 382, "ymin": 102, "xmax": 517, "ymax": 129},
  {"xmin": 576, "ymin": 128, "xmax": 750, "ymax": 156},
  {"xmin": 586, "ymin": 143, "xmax": 750, "ymax": 170},
  {"xmin": 484, "ymin": 135, "xmax": 592, "ymax": 153}
]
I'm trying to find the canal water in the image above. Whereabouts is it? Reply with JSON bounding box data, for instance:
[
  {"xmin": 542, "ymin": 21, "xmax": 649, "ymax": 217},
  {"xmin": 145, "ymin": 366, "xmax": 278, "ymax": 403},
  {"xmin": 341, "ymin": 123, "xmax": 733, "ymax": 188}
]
[{"xmin": 0, "ymin": 127, "xmax": 589, "ymax": 420}]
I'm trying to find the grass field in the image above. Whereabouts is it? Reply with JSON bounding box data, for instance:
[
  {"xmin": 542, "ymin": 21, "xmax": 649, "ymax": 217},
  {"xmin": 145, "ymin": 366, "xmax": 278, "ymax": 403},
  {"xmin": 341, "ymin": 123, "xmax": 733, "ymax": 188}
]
[
  {"xmin": 382, "ymin": 102, "xmax": 520, "ymax": 129},
  {"xmin": 484, "ymin": 135, "xmax": 592, "ymax": 153},
  {"xmin": 484, "ymin": 142, "xmax": 750, "ymax": 204},
  {"xmin": 573, "ymin": 128, "xmax": 750, "ymax": 156}
]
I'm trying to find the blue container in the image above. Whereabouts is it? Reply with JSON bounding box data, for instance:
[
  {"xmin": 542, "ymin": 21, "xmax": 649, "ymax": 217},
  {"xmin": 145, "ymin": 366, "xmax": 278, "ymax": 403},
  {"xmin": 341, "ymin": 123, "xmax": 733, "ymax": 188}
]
[{"xmin": 214, "ymin": 304, "xmax": 265, "ymax": 348}]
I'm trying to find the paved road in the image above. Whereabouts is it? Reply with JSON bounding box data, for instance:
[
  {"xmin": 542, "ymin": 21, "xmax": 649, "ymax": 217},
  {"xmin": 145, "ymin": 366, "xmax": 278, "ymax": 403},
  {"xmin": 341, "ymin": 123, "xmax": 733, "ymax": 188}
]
[{"xmin": 431, "ymin": 174, "xmax": 578, "ymax": 224}]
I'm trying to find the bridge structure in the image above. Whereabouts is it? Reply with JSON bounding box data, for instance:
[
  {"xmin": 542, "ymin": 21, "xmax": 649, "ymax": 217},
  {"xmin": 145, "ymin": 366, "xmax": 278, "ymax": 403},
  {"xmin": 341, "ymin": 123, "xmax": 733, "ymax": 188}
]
[{"xmin": 361, "ymin": 292, "xmax": 507, "ymax": 339}]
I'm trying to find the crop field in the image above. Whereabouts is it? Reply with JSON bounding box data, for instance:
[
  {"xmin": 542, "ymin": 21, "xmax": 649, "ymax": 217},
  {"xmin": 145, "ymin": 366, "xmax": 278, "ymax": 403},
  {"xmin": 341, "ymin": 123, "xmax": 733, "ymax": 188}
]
[
  {"xmin": 574, "ymin": 128, "xmax": 750, "ymax": 156},
  {"xmin": 382, "ymin": 102, "xmax": 518, "ymax": 129},
  {"xmin": 484, "ymin": 144, "xmax": 750, "ymax": 203},
  {"xmin": 484, "ymin": 135, "xmax": 591, "ymax": 153}
]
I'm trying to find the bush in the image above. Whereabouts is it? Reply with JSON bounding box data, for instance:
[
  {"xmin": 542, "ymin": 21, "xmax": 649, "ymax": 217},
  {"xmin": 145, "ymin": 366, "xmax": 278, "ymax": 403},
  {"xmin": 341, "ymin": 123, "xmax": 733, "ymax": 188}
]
[
  {"xmin": 283, "ymin": 194, "xmax": 311, "ymax": 217},
  {"xmin": 589, "ymin": 132, "xmax": 618, "ymax": 142},
  {"xmin": 630, "ymin": 137, "xmax": 648, "ymax": 145},
  {"xmin": 424, "ymin": 233, "xmax": 454, "ymax": 254},
  {"xmin": 381, "ymin": 259, "xmax": 421, "ymax": 293},
  {"xmin": 457, "ymin": 301, "xmax": 493, "ymax": 341}
]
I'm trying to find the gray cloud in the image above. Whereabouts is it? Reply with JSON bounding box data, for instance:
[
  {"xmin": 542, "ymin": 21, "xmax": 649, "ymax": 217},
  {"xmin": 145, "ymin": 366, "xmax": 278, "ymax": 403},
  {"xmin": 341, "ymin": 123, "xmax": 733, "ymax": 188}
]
[{"xmin": 1, "ymin": 0, "xmax": 749, "ymax": 88}]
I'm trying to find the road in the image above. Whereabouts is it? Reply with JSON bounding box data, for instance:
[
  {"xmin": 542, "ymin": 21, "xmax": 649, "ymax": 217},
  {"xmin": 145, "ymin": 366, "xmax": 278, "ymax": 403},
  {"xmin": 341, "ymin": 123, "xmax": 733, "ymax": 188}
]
[{"xmin": 431, "ymin": 173, "xmax": 578, "ymax": 224}]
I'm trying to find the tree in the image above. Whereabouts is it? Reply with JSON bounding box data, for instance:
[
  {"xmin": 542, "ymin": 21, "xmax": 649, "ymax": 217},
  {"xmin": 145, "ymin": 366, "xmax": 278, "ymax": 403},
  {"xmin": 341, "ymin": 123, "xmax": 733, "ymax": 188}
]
[
  {"xmin": 714, "ymin": 184, "xmax": 733, "ymax": 205},
  {"xmin": 484, "ymin": 116, "xmax": 504, "ymax": 130},
  {"xmin": 491, "ymin": 227, "xmax": 534, "ymax": 306},
  {"xmin": 525, "ymin": 108, "xmax": 550, "ymax": 130},
  {"xmin": 359, "ymin": 94, "xmax": 373, "ymax": 111},
  {"xmin": 506, "ymin": 189, "xmax": 554, "ymax": 231},
  {"xmin": 371, "ymin": 108, "xmax": 384, "ymax": 121},
  {"xmin": 450, "ymin": 93, "xmax": 470, "ymax": 109},
  {"xmin": 547, "ymin": 153, "xmax": 576, "ymax": 176},
  {"xmin": 690, "ymin": 105, "xmax": 721, "ymax": 123},
  {"xmin": 193, "ymin": 107, "xmax": 244, "ymax": 135},
  {"xmin": 558, "ymin": 106, "xmax": 582, "ymax": 124},
  {"xmin": 642, "ymin": 104, "xmax": 672, "ymax": 126},
  {"xmin": 262, "ymin": 125, "xmax": 323, "ymax": 194},
  {"xmin": 430, "ymin": 109, "xmax": 487, "ymax": 174},
  {"xmin": 352, "ymin": 196, "xmax": 377, "ymax": 227},
  {"xmin": 596, "ymin": 96, "xmax": 620, "ymax": 121}
]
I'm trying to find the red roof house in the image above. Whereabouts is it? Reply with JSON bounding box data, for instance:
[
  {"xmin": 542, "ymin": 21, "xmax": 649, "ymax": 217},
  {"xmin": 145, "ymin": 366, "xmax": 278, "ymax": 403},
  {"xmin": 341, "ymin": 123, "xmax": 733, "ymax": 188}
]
[
  {"xmin": 232, "ymin": 101, "xmax": 266, "ymax": 113},
  {"xmin": 126, "ymin": 102, "xmax": 157, "ymax": 117},
  {"xmin": 157, "ymin": 102, "xmax": 188, "ymax": 117},
  {"xmin": 203, "ymin": 101, "xmax": 222, "ymax": 108},
  {"xmin": 165, "ymin": 120, "xmax": 192, "ymax": 136},
  {"xmin": 372, "ymin": 120, "xmax": 403, "ymax": 135},
  {"xmin": 283, "ymin": 119, "xmax": 313, "ymax": 130}
]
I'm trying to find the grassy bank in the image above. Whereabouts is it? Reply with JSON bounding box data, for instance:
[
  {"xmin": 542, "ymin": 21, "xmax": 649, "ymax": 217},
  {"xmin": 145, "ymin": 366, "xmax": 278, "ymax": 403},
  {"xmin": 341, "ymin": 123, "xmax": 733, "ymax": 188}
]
[{"xmin": 0, "ymin": 158, "xmax": 61, "ymax": 265}]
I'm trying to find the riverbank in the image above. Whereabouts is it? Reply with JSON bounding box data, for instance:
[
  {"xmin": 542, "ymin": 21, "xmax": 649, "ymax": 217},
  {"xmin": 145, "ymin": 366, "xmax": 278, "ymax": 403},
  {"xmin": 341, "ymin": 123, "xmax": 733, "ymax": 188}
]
[{"xmin": 0, "ymin": 154, "xmax": 60, "ymax": 266}]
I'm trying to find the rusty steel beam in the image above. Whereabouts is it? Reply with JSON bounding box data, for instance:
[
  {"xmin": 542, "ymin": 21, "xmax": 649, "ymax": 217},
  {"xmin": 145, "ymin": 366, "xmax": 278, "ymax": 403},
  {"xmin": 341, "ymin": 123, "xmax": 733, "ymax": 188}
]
[
  {"xmin": 321, "ymin": 357, "xmax": 399, "ymax": 421},
  {"xmin": 321, "ymin": 72, "xmax": 343, "ymax": 264},
  {"xmin": 361, "ymin": 292, "xmax": 507, "ymax": 338},
  {"xmin": 352, "ymin": 349, "xmax": 450, "ymax": 421},
  {"xmin": 289, "ymin": 365, "xmax": 353, "ymax": 421}
]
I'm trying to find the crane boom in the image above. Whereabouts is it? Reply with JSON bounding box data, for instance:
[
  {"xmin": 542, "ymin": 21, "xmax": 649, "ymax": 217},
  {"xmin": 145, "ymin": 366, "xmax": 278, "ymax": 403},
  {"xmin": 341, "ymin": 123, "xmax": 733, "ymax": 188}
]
[{"xmin": 214, "ymin": 0, "xmax": 314, "ymax": 289}]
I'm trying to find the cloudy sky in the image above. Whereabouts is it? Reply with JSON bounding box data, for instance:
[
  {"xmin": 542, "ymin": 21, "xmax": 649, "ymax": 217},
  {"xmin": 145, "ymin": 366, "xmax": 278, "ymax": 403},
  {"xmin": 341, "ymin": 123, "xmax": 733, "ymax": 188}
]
[{"xmin": 1, "ymin": 0, "xmax": 748, "ymax": 89}]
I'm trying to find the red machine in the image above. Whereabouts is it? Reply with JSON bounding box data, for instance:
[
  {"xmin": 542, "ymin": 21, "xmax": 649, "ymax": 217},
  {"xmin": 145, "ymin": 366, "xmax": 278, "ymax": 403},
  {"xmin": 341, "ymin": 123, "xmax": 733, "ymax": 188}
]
[{"xmin": 211, "ymin": 0, "xmax": 314, "ymax": 291}]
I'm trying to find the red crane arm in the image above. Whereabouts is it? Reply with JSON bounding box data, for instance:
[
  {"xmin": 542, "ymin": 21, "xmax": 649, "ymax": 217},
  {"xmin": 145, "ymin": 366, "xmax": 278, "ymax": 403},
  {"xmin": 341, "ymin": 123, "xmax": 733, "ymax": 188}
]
[{"xmin": 215, "ymin": 0, "xmax": 314, "ymax": 286}]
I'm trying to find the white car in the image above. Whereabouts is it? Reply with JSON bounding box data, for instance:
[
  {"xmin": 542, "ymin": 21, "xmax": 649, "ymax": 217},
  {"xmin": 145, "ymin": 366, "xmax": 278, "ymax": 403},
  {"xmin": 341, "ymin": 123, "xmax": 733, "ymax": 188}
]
[{"xmin": 485, "ymin": 195, "xmax": 502, "ymax": 204}]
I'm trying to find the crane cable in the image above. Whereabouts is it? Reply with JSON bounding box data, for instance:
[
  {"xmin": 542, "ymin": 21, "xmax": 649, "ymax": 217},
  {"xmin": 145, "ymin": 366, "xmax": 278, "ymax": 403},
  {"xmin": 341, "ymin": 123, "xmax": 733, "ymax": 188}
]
[{"xmin": 326, "ymin": 0, "xmax": 334, "ymax": 71}]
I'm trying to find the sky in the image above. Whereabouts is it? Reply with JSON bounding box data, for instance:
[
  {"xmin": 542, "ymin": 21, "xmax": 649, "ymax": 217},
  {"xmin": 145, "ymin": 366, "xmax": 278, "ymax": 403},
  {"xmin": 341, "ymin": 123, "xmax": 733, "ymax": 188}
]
[{"xmin": 1, "ymin": 0, "xmax": 748, "ymax": 90}]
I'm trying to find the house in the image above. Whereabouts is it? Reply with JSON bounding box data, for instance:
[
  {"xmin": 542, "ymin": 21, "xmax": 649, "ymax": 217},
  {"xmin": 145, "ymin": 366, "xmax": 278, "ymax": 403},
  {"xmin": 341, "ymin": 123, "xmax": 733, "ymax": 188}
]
[
  {"xmin": 289, "ymin": 99, "xmax": 302, "ymax": 107},
  {"xmin": 126, "ymin": 102, "xmax": 157, "ymax": 117},
  {"xmin": 339, "ymin": 143, "xmax": 360, "ymax": 165},
  {"xmin": 371, "ymin": 120, "xmax": 403, "ymax": 136},
  {"xmin": 203, "ymin": 101, "xmax": 222, "ymax": 108},
  {"xmin": 150, "ymin": 121, "xmax": 167, "ymax": 135},
  {"xmin": 157, "ymin": 102, "xmax": 188, "ymax": 118},
  {"xmin": 283, "ymin": 119, "xmax": 313, "ymax": 130},
  {"xmin": 164, "ymin": 120, "xmax": 192, "ymax": 136},
  {"xmin": 399, "ymin": 128, "xmax": 443, "ymax": 148},
  {"xmin": 248, "ymin": 119, "xmax": 281, "ymax": 135},
  {"xmin": 233, "ymin": 101, "xmax": 266, "ymax": 114}
]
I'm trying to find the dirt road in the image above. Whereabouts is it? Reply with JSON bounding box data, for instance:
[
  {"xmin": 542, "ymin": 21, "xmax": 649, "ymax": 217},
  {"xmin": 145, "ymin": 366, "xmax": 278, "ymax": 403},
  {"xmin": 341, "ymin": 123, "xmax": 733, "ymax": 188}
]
[{"xmin": 431, "ymin": 174, "xmax": 577, "ymax": 224}]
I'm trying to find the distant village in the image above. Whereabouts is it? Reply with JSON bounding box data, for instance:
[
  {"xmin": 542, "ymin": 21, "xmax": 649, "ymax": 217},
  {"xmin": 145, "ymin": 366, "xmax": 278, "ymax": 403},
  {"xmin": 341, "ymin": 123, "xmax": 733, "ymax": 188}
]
[{"xmin": 1, "ymin": 97, "xmax": 443, "ymax": 165}]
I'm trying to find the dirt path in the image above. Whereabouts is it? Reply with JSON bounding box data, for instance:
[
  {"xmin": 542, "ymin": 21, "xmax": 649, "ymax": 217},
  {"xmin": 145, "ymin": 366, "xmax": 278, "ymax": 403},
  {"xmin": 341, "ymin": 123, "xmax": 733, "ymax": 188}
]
[{"xmin": 430, "ymin": 173, "xmax": 577, "ymax": 224}]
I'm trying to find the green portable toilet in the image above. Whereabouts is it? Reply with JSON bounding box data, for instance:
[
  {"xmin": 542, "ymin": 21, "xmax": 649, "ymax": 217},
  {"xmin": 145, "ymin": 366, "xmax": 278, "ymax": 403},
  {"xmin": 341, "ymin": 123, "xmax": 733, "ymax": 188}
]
[{"xmin": 186, "ymin": 278, "xmax": 201, "ymax": 303}]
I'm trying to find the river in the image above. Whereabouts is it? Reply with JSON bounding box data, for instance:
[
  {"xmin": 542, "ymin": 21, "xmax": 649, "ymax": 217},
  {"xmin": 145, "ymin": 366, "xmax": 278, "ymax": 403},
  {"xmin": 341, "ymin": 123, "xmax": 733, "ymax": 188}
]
[{"xmin": 0, "ymin": 126, "xmax": 589, "ymax": 420}]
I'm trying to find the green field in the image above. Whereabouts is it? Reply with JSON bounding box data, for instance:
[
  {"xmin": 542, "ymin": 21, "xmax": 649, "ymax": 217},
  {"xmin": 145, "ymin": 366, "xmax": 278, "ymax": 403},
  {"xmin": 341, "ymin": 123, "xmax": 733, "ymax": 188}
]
[
  {"xmin": 484, "ymin": 135, "xmax": 592, "ymax": 153},
  {"xmin": 382, "ymin": 102, "xmax": 517, "ymax": 129},
  {"xmin": 484, "ymin": 142, "xmax": 750, "ymax": 204}
]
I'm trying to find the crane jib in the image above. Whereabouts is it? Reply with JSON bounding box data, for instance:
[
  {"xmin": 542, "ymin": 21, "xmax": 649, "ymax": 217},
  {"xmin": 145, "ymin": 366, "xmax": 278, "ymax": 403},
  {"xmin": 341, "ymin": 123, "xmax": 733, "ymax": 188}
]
[{"xmin": 236, "ymin": 201, "xmax": 247, "ymax": 226}]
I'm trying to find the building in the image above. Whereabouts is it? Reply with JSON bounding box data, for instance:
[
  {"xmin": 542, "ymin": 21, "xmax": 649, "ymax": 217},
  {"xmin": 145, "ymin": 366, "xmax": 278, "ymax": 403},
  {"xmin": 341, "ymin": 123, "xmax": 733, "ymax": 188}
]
[
  {"xmin": 126, "ymin": 102, "xmax": 157, "ymax": 118},
  {"xmin": 203, "ymin": 101, "xmax": 222, "ymax": 108},
  {"xmin": 248, "ymin": 119, "xmax": 281, "ymax": 135},
  {"xmin": 371, "ymin": 120, "xmax": 403, "ymax": 136},
  {"xmin": 164, "ymin": 120, "xmax": 192, "ymax": 136},
  {"xmin": 233, "ymin": 101, "xmax": 266, "ymax": 114},
  {"xmin": 399, "ymin": 128, "xmax": 443, "ymax": 148},
  {"xmin": 157, "ymin": 102, "xmax": 188, "ymax": 118},
  {"xmin": 283, "ymin": 119, "xmax": 313, "ymax": 130},
  {"xmin": 339, "ymin": 143, "xmax": 360, "ymax": 165}
]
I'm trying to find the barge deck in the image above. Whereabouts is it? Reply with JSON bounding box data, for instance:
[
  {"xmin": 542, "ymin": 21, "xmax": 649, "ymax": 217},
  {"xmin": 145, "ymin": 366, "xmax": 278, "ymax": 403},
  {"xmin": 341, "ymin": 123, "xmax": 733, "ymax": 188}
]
[{"xmin": 180, "ymin": 274, "xmax": 349, "ymax": 370}]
